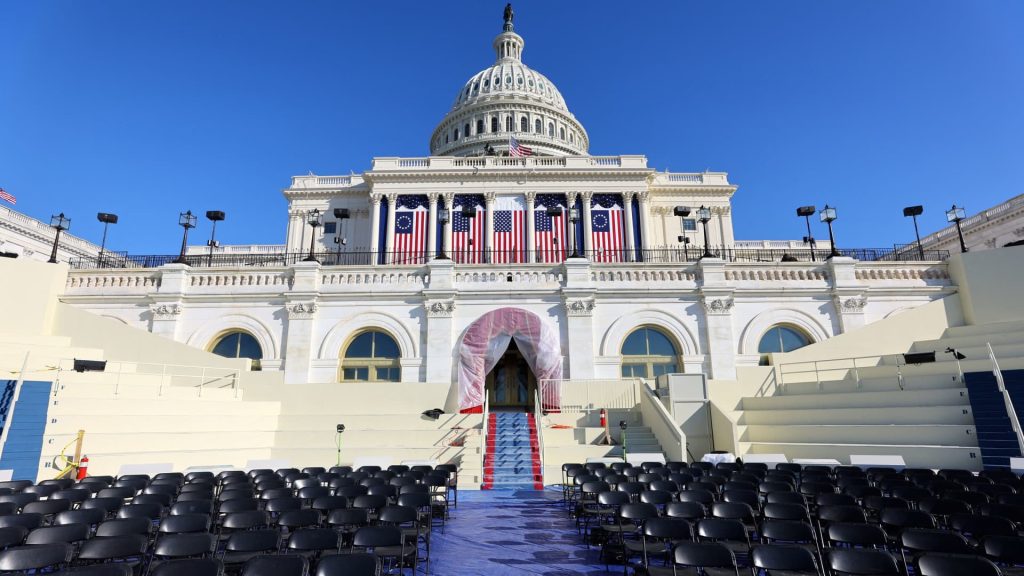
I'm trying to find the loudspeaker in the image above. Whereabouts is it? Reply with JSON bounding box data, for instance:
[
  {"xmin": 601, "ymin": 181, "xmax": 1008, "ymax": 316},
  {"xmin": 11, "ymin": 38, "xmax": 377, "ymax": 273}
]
[
  {"xmin": 903, "ymin": 352, "xmax": 936, "ymax": 365},
  {"xmin": 73, "ymin": 359, "xmax": 107, "ymax": 373}
]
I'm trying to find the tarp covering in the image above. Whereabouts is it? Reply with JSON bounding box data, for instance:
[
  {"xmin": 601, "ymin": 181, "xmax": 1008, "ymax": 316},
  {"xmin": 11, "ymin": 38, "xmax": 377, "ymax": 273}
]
[{"xmin": 458, "ymin": 307, "xmax": 562, "ymax": 413}]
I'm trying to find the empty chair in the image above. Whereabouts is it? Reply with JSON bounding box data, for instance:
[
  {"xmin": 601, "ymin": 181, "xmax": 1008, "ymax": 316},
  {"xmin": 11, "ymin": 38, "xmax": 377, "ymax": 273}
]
[
  {"xmin": 0, "ymin": 492, "xmax": 39, "ymax": 511},
  {"xmin": 54, "ymin": 508, "xmax": 106, "ymax": 528},
  {"xmin": 175, "ymin": 491, "xmax": 213, "ymax": 502},
  {"xmin": 0, "ymin": 480, "xmax": 33, "ymax": 492},
  {"xmin": 133, "ymin": 493, "xmax": 172, "ymax": 508},
  {"xmin": 95, "ymin": 517, "xmax": 151, "ymax": 537},
  {"xmin": 327, "ymin": 508, "xmax": 369, "ymax": 546},
  {"xmin": 24, "ymin": 498, "xmax": 72, "ymax": 519},
  {"xmin": 0, "ymin": 513, "xmax": 43, "ymax": 531},
  {"xmin": 116, "ymin": 502, "xmax": 162, "ymax": 521},
  {"xmin": 75, "ymin": 534, "xmax": 148, "ymax": 566},
  {"xmin": 668, "ymin": 541, "xmax": 739, "ymax": 576},
  {"xmin": 948, "ymin": 513, "xmax": 1015, "ymax": 544},
  {"xmin": 625, "ymin": 517, "xmax": 692, "ymax": 571},
  {"xmin": 697, "ymin": 519, "xmax": 750, "ymax": 566},
  {"xmin": 241, "ymin": 554, "xmax": 309, "ymax": 576},
  {"xmin": 0, "ymin": 543, "xmax": 71, "ymax": 572},
  {"xmin": 149, "ymin": 558, "xmax": 224, "ymax": 576},
  {"xmin": 277, "ymin": 509, "xmax": 321, "ymax": 532},
  {"xmin": 52, "ymin": 488, "xmax": 92, "ymax": 504},
  {"xmin": 169, "ymin": 500, "xmax": 213, "ymax": 516},
  {"xmin": 762, "ymin": 503, "xmax": 809, "ymax": 524},
  {"xmin": 286, "ymin": 527, "xmax": 340, "ymax": 557},
  {"xmin": 23, "ymin": 484, "xmax": 60, "ymax": 499},
  {"xmin": 751, "ymin": 544, "xmax": 821, "ymax": 575},
  {"xmin": 53, "ymin": 563, "xmax": 133, "ymax": 575},
  {"xmin": 766, "ymin": 492, "xmax": 807, "ymax": 506},
  {"xmin": 915, "ymin": 553, "xmax": 1002, "ymax": 576},
  {"xmin": 314, "ymin": 552, "xmax": 376, "ymax": 576},
  {"xmin": 158, "ymin": 513, "xmax": 211, "ymax": 534},
  {"xmin": 219, "ymin": 510, "xmax": 270, "ymax": 534},
  {"xmin": 982, "ymin": 534, "xmax": 1024, "ymax": 570},
  {"xmin": 0, "ymin": 526, "xmax": 27, "ymax": 550},
  {"xmin": 827, "ymin": 523, "xmax": 888, "ymax": 549},
  {"xmin": 151, "ymin": 533, "xmax": 217, "ymax": 562},
  {"xmin": 678, "ymin": 489, "xmax": 715, "ymax": 506},
  {"xmin": 222, "ymin": 529, "xmax": 280, "ymax": 568},
  {"xmin": 827, "ymin": 548, "xmax": 902, "ymax": 576},
  {"xmin": 760, "ymin": 520, "xmax": 816, "ymax": 549},
  {"xmin": 264, "ymin": 497, "xmax": 303, "ymax": 514},
  {"xmin": 351, "ymin": 526, "xmax": 409, "ymax": 574},
  {"xmin": 879, "ymin": 508, "xmax": 935, "ymax": 539},
  {"xmin": 25, "ymin": 523, "xmax": 89, "ymax": 545},
  {"xmin": 218, "ymin": 498, "xmax": 258, "ymax": 514},
  {"xmin": 899, "ymin": 528, "xmax": 974, "ymax": 569}
]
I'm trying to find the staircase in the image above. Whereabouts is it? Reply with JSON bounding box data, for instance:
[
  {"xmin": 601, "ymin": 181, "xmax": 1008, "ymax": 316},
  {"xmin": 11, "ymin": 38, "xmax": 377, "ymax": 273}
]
[
  {"xmin": 964, "ymin": 369, "xmax": 1024, "ymax": 469},
  {"xmin": 482, "ymin": 412, "xmax": 542, "ymax": 490},
  {"xmin": 0, "ymin": 381, "xmax": 53, "ymax": 481}
]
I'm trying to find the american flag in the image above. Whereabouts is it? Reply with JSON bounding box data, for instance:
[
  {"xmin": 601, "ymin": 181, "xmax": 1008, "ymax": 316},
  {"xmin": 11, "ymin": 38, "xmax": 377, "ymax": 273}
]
[
  {"xmin": 492, "ymin": 196, "xmax": 526, "ymax": 263},
  {"xmin": 591, "ymin": 193, "xmax": 625, "ymax": 262},
  {"xmin": 393, "ymin": 195, "xmax": 428, "ymax": 264},
  {"xmin": 509, "ymin": 135, "xmax": 533, "ymax": 157},
  {"xmin": 453, "ymin": 194, "xmax": 485, "ymax": 264},
  {"xmin": 0, "ymin": 188, "xmax": 14, "ymax": 205},
  {"xmin": 535, "ymin": 194, "xmax": 566, "ymax": 263}
]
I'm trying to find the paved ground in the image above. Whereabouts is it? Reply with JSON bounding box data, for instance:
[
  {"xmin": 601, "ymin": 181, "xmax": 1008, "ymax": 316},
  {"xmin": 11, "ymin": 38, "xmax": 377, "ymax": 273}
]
[{"xmin": 429, "ymin": 488, "xmax": 613, "ymax": 575}]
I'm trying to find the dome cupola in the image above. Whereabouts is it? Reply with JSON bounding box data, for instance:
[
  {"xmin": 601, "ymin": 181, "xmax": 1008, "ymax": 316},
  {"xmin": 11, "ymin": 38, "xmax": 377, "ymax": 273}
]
[{"xmin": 429, "ymin": 4, "xmax": 589, "ymax": 157}]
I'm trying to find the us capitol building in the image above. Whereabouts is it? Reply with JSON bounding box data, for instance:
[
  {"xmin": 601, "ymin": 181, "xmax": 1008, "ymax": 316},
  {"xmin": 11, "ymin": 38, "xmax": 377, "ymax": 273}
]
[{"xmin": 55, "ymin": 7, "xmax": 955, "ymax": 414}]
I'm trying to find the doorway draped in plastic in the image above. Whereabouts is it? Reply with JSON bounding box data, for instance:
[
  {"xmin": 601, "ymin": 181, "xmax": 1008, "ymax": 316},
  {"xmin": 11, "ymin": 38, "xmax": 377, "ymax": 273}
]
[{"xmin": 457, "ymin": 307, "xmax": 562, "ymax": 413}]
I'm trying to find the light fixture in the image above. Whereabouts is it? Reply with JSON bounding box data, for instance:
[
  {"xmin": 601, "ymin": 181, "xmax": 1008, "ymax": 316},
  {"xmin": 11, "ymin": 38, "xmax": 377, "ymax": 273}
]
[
  {"xmin": 903, "ymin": 205, "xmax": 924, "ymax": 260},
  {"xmin": 96, "ymin": 213, "xmax": 118, "ymax": 268},
  {"xmin": 437, "ymin": 207, "xmax": 450, "ymax": 260},
  {"xmin": 819, "ymin": 204, "xmax": 840, "ymax": 259},
  {"xmin": 903, "ymin": 351, "xmax": 936, "ymax": 365},
  {"xmin": 696, "ymin": 206, "xmax": 713, "ymax": 259},
  {"xmin": 332, "ymin": 208, "xmax": 350, "ymax": 263},
  {"xmin": 173, "ymin": 211, "xmax": 197, "ymax": 265},
  {"xmin": 421, "ymin": 409, "xmax": 444, "ymax": 420},
  {"xmin": 303, "ymin": 209, "xmax": 323, "ymax": 262},
  {"xmin": 205, "ymin": 211, "xmax": 225, "ymax": 267},
  {"xmin": 946, "ymin": 204, "xmax": 968, "ymax": 253},
  {"xmin": 796, "ymin": 206, "xmax": 816, "ymax": 261},
  {"xmin": 568, "ymin": 206, "xmax": 581, "ymax": 258},
  {"xmin": 73, "ymin": 359, "xmax": 107, "ymax": 372},
  {"xmin": 47, "ymin": 213, "xmax": 71, "ymax": 264}
]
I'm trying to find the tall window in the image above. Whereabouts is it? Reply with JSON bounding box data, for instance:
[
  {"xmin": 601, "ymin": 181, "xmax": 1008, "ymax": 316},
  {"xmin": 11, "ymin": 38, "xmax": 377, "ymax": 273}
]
[
  {"xmin": 476, "ymin": 119, "xmax": 484, "ymax": 134},
  {"xmin": 520, "ymin": 117, "xmax": 528, "ymax": 132},
  {"xmin": 560, "ymin": 127, "xmax": 566, "ymax": 140},
  {"xmin": 464, "ymin": 123, "xmax": 470, "ymax": 138},
  {"xmin": 758, "ymin": 325, "xmax": 811, "ymax": 354},
  {"xmin": 620, "ymin": 327, "xmax": 680, "ymax": 379},
  {"xmin": 505, "ymin": 116, "xmax": 513, "ymax": 131},
  {"xmin": 491, "ymin": 117, "xmax": 499, "ymax": 133},
  {"xmin": 340, "ymin": 330, "xmax": 401, "ymax": 382},
  {"xmin": 548, "ymin": 123, "xmax": 554, "ymax": 137},
  {"xmin": 211, "ymin": 331, "xmax": 263, "ymax": 370},
  {"xmin": 535, "ymin": 119, "xmax": 542, "ymax": 133}
]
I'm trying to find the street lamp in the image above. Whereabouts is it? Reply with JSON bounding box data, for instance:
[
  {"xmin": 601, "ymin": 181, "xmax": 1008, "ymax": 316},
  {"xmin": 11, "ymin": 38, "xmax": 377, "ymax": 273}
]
[
  {"xmin": 205, "ymin": 210, "xmax": 225, "ymax": 267},
  {"xmin": 697, "ymin": 205, "xmax": 713, "ymax": 259},
  {"xmin": 819, "ymin": 204, "xmax": 840, "ymax": 259},
  {"xmin": 436, "ymin": 207, "xmax": 450, "ymax": 260},
  {"xmin": 946, "ymin": 204, "xmax": 968, "ymax": 253},
  {"xmin": 333, "ymin": 208, "xmax": 350, "ymax": 264},
  {"xmin": 796, "ymin": 206, "xmax": 817, "ymax": 261},
  {"xmin": 47, "ymin": 213, "xmax": 71, "ymax": 264},
  {"xmin": 173, "ymin": 211, "xmax": 196, "ymax": 265},
  {"xmin": 902, "ymin": 205, "xmax": 924, "ymax": 260},
  {"xmin": 96, "ymin": 212, "xmax": 118, "ymax": 267},
  {"xmin": 303, "ymin": 208, "xmax": 323, "ymax": 262},
  {"xmin": 568, "ymin": 206, "xmax": 581, "ymax": 258}
]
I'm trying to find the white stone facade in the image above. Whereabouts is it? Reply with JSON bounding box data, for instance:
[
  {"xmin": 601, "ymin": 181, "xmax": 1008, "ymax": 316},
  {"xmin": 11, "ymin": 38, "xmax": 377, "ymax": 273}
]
[{"xmin": 0, "ymin": 205, "xmax": 108, "ymax": 264}]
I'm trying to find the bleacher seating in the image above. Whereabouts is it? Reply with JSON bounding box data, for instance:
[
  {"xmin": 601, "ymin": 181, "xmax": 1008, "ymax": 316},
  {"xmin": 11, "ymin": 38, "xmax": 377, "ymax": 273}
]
[
  {"xmin": 561, "ymin": 460, "xmax": 1024, "ymax": 575},
  {"xmin": 0, "ymin": 465, "xmax": 456, "ymax": 575}
]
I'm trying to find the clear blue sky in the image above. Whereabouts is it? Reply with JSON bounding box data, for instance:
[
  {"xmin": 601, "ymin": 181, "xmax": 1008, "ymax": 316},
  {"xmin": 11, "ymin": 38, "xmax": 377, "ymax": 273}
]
[{"xmin": 2, "ymin": 1, "xmax": 1022, "ymax": 253}]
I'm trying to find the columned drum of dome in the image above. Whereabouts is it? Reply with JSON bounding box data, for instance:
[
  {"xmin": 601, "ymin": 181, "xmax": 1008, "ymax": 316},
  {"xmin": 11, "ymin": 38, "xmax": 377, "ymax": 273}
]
[{"xmin": 430, "ymin": 6, "xmax": 588, "ymax": 157}]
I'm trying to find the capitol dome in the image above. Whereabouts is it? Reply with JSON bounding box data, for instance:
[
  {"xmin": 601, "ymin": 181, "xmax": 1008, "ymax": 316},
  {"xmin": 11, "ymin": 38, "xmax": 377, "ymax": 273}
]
[{"xmin": 430, "ymin": 5, "xmax": 589, "ymax": 157}]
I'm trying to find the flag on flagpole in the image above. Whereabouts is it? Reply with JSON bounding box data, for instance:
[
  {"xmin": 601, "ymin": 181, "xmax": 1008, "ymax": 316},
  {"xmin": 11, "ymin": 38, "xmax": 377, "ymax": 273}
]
[
  {"xmin": 392, "ymin": 195, "xmax": 429, "ymax": 264},
  {"xmin": 509, "ymin": 135, "xmax": 533, "ymax": 157},
  {"xmin": 0, "ymin": 188, "xmax": 15, "ymax": 205},
  {"xmin": 535, "ymin": 194, "xmax": 567, "ymax": 263},
  {"xmin": 590, "ymin": 193, "xmax": 625, "ymax": 262}
]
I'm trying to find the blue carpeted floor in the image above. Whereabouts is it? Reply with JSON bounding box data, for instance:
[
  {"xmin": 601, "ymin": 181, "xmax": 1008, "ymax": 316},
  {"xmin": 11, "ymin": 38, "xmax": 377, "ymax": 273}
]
[{"xmin": 429, "ymin": 488, "xmax": 609, "ymax": 575}]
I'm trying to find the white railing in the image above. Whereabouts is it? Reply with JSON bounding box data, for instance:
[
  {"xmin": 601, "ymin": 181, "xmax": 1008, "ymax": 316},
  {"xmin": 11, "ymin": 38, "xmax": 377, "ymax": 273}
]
[
  {"xmin": 479, "ymin": 394, "xmax": 489, "ymax": 485},
  {"xmin": 987, "ymin": 343, "xmax": 1024, "ymax": 456},
  {"xmin": 774, "ymin": 353, "xmax": 961, "ymax": 394},
  {"xmin": 538, "ymin": 378, "xmax": 641, "ymax": 413},
  {"xmin": 636, "ymin": 380, "xmax": 685, "ymax": 462},
  {"xmin": 533, "ymin": 389, "xmax": 545, "ymax": 484},
  {"xmin": 919, "ymin": 193, "xmax": 1024, "ymax": 247},
  {"xmin": 35, "ymin": 357, "xmax": 243, "ymax": 399}
]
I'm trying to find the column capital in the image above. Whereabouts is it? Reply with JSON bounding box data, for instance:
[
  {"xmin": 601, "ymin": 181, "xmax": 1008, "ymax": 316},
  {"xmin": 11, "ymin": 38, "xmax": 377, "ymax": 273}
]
[
  {"xmin": 833, "ymin": 293, "xmax": 868, "ymax": 314},
  {"xmin": 369, "ymin": 193, "xmax": 383, "ymax": 206},
  {"xmin": 484, "ymin": 191, "xmax": 497, "ymax": 204},
  {"xmin": 564, "ymin": 297, "xmax": 596, "ymax": 317},
  {"xmin": 286, "ymin": 301, "xmax": 319, "ymax": 320},
  {"xmin": 567, "ymin": 191, "xmax": 579, "ymax": 204},
  {"xmin": 579, "ymin": 191, "xmax": 594, "ymax": 203},
  {"xmin": 385, "ymin": 192, "xmax": 399, "ymax": 203},
  {"xmin": 637, "ymin": 190, "xmax": 651, "ymax": 203},
  {"xmin": 701, "ymin": 296, "xmax": 734, "ymax": 315},
  {"xmin": 149, "ymin": 302, "xmax": 182, "ymax": 319},
  {"xmin": 424, "ymin": 299, "xmax": 456, "ymax": 318},
  {"xmin": 622, "ymin": 191, "xmax": 636, "ymax": 203},
  {"xmin": 524, "ymin": 191, "xmax": 537, "ymax": 203},
  {"xmin": 427, "ymin": 192, "xmax": 440, "ymax": 204},
  {"xmin": 441, "ymin": 192, "xmax": 455, "ymax": 207}
]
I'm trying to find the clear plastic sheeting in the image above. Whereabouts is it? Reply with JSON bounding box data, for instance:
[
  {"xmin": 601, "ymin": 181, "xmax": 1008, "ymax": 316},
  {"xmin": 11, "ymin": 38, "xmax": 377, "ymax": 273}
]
[{"xmin": 458, "ymin": 307, "xmax": 562, "ymax": 413}]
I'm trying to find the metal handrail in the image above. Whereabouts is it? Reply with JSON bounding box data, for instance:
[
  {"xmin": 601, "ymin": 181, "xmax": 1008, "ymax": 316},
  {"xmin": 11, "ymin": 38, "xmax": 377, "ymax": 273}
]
[
  {"xmin": 774, "ymin": 353, "xmax": 932, "ymax": 393},
  {"xmin": 987, "ymin": 343, "xmax": 1024, "ymax": 456},
  {"xmin": 534, "ymin": 389, "xmax": 545, "ymax": 486},
  {"xmin": 479, "ymin": 394, "xmax": 489, "ymax": 487}
]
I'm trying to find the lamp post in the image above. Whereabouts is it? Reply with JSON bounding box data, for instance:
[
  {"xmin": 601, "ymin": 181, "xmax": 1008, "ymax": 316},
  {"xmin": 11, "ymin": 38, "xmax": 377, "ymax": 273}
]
[
  {"xmin": 619, "ymin": 420, "xmax": 628, "ymax": 462},
  {"xmin": 173, "ymin": 211, "xmax": 196, "ymax": 265},
  {"xmin": 674, "ymin": 206, "xmax": 692, "ymax": 262},
  {"xmin": 820, "ymin": 204, "xmax": 840, "ymax": 259},
  {"xmin": 333, "ymin": 208, "xmax": 350, "ymax": 264},
  {"xmin": 96, "ymin": 212, "xmax": 118, "ymax": 267},
  {"xmin": 303, "ymin": 209, "xmax": 323, "ymax": 262},
  {"xmin": 436, "ymin": 207, "xmax": 450, "ymax": 260},
  {"xmin": 796, "ymin": 206, "xmax": 816, "ymax": 261},
  {"xmin": 205, "ymin": 210, "xmax": 225, "ymax": 267},
  {"xmin": 946, "ymin": 204, "xmax": 968, "ymax": 253},
  {"xmin": 697, "ymin": 205, "xmax": 713, "ymax": 259},
  {"xmin": 47, "ymin": 213, "xmax": 71, "ymax": 264},
  {"xmin": 568, "ymin": 205, "xmax": 581, "ymax": 259},
  {"xmin": 902, "ymin": 205, "xmax": 925, "ymax": 260},
  {"xmin": 546, "ymin": 206, "xmax": 564, "ymax": 262},
  {"xmin": 462, "ymin": 206, "xmax": 477, "ymax": 262}
]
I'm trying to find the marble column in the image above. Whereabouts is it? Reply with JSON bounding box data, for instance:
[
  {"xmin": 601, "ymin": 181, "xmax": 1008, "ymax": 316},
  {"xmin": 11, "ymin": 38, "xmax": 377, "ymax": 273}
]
[
  {"xmin": 698, "ymin": 257, "xmax": 737, "ymax": 380},
  {"xmin": 525, "ymin": 192, "xmax": 537, "ymax": 262},
  {"xmin": 581, "ymin": 192, "xmax": 594, "ymax": 254},
  {"xmin": 563, "ymin": 258, "xmax": 596, "ymax": 380},
  {"xmin": 484, "ymin": 192, "xmax": 496, "ymax": 263},
  {"xmin": 566, "ymin": 191, "xmax": 579, "ymax": 257},
  {"xmin": 829, "ymin": 256, "xmax": 867, "ymax": 333},
  {"xmin": 637, "ymin": 191, "xmax": 651, "ymax": 250},
  {"xmin": 384, "ymin": 194, "xmax": 397, "ymax": 265},
  {"xmin": 427, "ymin": 193, "xmax": 439, "ymax": 259},
  {"xmin": 442, "ymin": 193, "xmax": 454, "ymax": 257},
  {"xmin": 369, "ymin": 194, "xmax": 382, "ymax": 265},
  {"xmin": 283, "ymin": 261, "xmax": 321, "ymax": 385},
  {"xmin": 622, "ymin": 191, "xmax": 636, "ymax": 261}
]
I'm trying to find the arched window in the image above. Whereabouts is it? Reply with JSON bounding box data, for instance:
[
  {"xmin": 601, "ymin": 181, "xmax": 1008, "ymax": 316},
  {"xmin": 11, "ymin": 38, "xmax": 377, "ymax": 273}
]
[
  {"xmin": 535, "ymin": 119, "xmax": 542, "ymax": 133},
  {"xmin": 520, "ymin": 117, "xmax": 528, "ymax": 132},
  {"xmin": 505, "ymin": 116, "xmax": 513, "ymax": 131},
  {"xmin": 491, "ymin": 117, "xmax": 499, "ymax": 133},
  {"xmin": 560, "ymin": 127, "xmax": 566, "ymax": 140},
  {"xmin": 340, "ymin": 330, "xmax": 401, "ymax": 382},
  {"xmin": 453, "ymin": 128, "xmax": 459, "ymax": 141},
  {"xmin": 476, "ymin": 119, "xmax": 484, "ymax": 134},
  {"xmin": 463, "ymin": 123, "xmax": 470, "ymax": 138},
  {"xmin": 758, "ymin": 325, "xmax": 811, "ymax": 354},
  {"xmin": 620, "ymin": 327, "xmax": 680, "ymax": 379},
  {"xmin": 548, "ymin": 123, "xmax": 554, "ymax": 137},
  {"xmin": 211, "ymin": 331, "xmax": 263, "ymax": 370}
]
